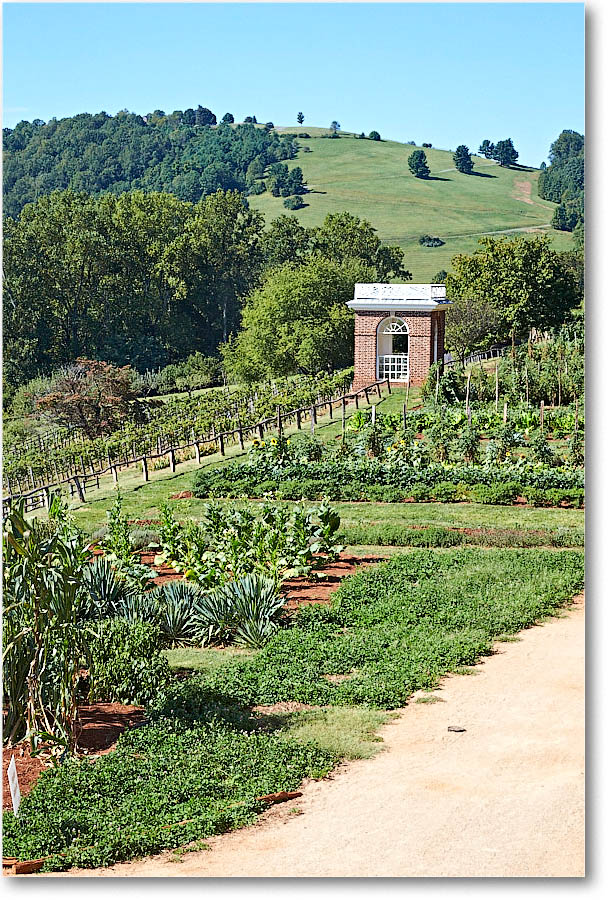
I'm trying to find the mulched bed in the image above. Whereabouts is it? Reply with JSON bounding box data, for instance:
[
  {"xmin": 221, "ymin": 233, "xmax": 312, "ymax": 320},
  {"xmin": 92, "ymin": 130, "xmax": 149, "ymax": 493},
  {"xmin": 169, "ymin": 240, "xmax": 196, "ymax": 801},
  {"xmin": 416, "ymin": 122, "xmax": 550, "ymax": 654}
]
[
  {"xmin": 282, "ymin": 553, "xmax": 385, "ymax": 610},
  {"xmin": 2, "ymin": 702, "xmax": 144, "ymax": 810}
]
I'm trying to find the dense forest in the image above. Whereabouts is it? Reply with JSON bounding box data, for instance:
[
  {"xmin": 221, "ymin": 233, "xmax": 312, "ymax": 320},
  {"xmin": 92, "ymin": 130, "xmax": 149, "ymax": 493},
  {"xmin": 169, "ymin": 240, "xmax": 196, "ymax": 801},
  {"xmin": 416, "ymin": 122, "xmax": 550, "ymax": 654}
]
[
  {"xmin": 537, "ymin": 129, "xmax": 584, "ymax": 241},
  {"xmin": 2, "ymin": 108, "xmax": 299, "ymax": 217},
  {"xmin": 2, "ymin": 191, "xmax": 406, "ymax": 402}
]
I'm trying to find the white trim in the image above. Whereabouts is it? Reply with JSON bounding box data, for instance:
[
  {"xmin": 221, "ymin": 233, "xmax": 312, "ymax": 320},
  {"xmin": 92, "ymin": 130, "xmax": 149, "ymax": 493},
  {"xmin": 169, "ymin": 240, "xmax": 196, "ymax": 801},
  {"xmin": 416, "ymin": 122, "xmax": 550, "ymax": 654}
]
[{"xmin": 348, "ymin": 299, "xmax": 450, "ymax": 311}]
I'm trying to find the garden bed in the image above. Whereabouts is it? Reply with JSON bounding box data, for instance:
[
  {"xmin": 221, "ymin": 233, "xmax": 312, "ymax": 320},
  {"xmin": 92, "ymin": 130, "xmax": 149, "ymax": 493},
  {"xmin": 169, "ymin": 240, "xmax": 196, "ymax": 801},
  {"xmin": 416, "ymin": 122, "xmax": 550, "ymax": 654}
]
[{"xmin": 2, "ymin": 702, "xmax": 144, "ymax": 809}]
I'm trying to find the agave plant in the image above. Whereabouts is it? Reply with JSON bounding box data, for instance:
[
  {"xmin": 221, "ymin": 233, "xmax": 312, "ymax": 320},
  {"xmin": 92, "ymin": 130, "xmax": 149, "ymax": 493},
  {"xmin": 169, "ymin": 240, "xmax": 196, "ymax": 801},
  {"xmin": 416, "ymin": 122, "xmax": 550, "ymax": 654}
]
[
  {"xmin": 113, "ymin": 589, "xmax": 161, "ymax": 625},
  {"xmin": 193, "ymin": 573, "xmax": 283, "ymax": 649},
  {"xmin": 148, "ymin": 581, "xmax": 201, "ymax": 647},
  {"xmin": 80, "ymin": 557, "xmax": 129, "ymax": 621}
]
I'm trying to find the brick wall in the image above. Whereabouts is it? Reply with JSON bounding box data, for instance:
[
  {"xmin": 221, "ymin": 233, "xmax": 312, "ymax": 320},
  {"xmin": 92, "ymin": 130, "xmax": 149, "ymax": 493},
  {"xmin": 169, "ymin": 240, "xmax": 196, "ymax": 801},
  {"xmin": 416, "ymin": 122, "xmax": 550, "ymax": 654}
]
[{"xmin": 352, "ymin": 309, "xmax": 445, "ymax": 390}]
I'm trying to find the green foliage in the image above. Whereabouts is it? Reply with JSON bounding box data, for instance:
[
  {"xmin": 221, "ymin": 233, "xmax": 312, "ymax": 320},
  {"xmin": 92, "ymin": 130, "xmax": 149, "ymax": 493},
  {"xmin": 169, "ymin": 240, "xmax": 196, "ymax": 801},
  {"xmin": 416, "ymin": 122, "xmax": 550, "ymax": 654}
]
[
  {"xmin": 446, "ymin": 235, "xmax": 580, "ymax": 356},
  {"xmin": 492, "ymin": 138, "xmax": 519, "ymax": 167},
  {"xmin": 408, "ymin": 149, "xmax": 430, "ymax": 178},
  {"xmin": 222, "ymin": 256, "xmax": 370, "ymax": 382},
  {"xmin": 184, "ymin": 549, "xmax": 584, "ymax": 709},
  {"xmin": 538, "ymin": 130, "xmax": 584, "ymax": 233},
  {"xmin": 193, "ymin": 574, "xmax": 283, "ymax": 649},
  {"xmin": 368, "ymin": 131, "xmax": 381, "ymax": 141},
  {"xmin": 3, "ymin": 714, "xmax": 335, "ymax": 870},
  {"xmin": 283, "ymin": 195, "xmax": 305, "ymax": 210},
  {"xmin": 453, "ymin": 144, "xmax": 474, "ymax": 174},
  {"xmin": 418, "ymin": 234, "xmax": 445, "ymax": 247},
  {"xmin": 89, "ymin": 619, "xmax": 171, "ymax": 705},
  {"xmin": 478, "ymin": 140, "xmax": 495, "ymax": 159},
  {"xmin": 2, "ymin": 503, "xmax": 95, "ymax": 751},
  {"xmin": 3, "ymin": 113, "xmax": 297, "ymax": 217}
]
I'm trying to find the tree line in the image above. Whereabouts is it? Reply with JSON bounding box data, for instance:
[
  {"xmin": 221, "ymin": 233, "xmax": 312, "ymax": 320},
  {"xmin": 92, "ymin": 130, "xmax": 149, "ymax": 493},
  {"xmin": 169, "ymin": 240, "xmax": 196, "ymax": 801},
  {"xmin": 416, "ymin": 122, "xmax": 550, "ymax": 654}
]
[
  {"xmin": 2, "ymin": 109, "xmax": 300, "ymax": 217},
  {"xmin": 3, "ymin": 191, "xmax": 407, "ymax": 403},
  {"xmin": 537, "ymin": 129, "xmax": 584, "ymax": 241}
]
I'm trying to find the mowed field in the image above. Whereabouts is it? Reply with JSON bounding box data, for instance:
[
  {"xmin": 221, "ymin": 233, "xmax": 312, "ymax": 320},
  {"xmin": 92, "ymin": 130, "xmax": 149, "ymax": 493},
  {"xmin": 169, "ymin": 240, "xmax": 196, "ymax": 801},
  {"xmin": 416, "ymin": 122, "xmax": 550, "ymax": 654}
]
[{"xmin": 250, "ymin": 127, "xmax": 574, "ymax": 281}]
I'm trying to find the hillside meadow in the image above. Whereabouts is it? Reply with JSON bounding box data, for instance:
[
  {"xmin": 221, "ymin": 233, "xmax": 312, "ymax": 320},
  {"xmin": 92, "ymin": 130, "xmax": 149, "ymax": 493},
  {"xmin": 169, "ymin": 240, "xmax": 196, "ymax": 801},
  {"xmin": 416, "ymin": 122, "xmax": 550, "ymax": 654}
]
[{"xmin": 251, "ymin": 128, "xmax": 574, "ymax": 280}]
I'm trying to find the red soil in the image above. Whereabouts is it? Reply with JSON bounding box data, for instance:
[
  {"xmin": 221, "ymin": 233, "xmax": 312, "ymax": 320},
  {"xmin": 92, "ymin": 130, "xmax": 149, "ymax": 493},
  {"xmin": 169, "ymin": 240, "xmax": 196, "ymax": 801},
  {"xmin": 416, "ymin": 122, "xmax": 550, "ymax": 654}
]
[
  {"xmin": 282, "ymin": 553, "xmax": 385, "ymax": 610},
  {"xmin": 2, "ymin": 702, "xmax": 144, "ymax": 810}
]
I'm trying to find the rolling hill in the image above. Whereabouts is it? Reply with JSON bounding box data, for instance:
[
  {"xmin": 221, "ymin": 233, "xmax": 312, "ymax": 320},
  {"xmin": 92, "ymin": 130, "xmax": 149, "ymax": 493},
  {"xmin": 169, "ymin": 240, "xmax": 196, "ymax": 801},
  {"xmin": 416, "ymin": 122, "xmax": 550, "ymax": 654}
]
[{"xmin": 250, "ymin": 127, "xmax": 574, "ymax": 281}]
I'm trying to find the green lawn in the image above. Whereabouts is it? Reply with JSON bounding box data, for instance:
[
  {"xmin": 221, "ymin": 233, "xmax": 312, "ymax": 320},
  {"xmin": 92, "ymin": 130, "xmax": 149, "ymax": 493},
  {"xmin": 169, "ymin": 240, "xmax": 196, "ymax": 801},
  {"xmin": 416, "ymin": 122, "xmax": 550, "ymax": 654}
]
[{"xmin": 250, "ymin": 131, "xmax": 573, "ymax": 281}]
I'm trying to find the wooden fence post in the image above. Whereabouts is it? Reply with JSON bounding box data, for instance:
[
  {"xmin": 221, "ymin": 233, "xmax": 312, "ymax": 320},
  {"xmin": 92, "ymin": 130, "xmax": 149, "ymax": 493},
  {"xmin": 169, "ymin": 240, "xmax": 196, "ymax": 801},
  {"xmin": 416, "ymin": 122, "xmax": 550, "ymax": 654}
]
[
  {"xmin": 364, "ymin": 388, "xmax": 369, "ymax": 405},
  {"xmin": 376, "ymin": 382, "xmax": 382, "ymax": 399},
  {"xmin": 112, "ymin": 465, "xmax": 118, "ymax": 485},
  {"xmin": 574, "ymin": 397, "xmax": 579, "ymax": 436},
  {"xmin": 219, "ymin": 434, "xmax": 225, "ymax": 456},
  {"xmin": 495, "ymin": 360, "xmax": 499, "ymax": 412},
  {"xmin": 238, "ymin": 426, "xmax": 244, "ymax": 450},
  {"xmin": 354, "ymin": 392, "xmax": 359, "ymax": 409},
  {"xmin": 195, "ymin": 443, "xmax": 201, "ymax": 464},
  {"xmin": 258, "ymin": 423, "xmax": 264, "ymax": 441},
  {"xmin": 310, "ymin": 405, "xmax": 315, "ymax": 435},
  {"xmin": 405, "ymin": 381, "xmax": 410, "ymax": 412},
  {"xmin": 386, "ymin": 380, "xmax": 392, "ymax": 394},
  {"xmin": 503, "ymin": 401, "xmax": 508, "ymax": 425},
  {"xmin": 277, "ymin": 406, "xmax": 282, "ymax": 436},
  {"xmin": 341, "ymin": 397, "xmax": 346, "ymax": 437},
  {"xmin": 73, "ymin": 476, "xmax": 85, "ymax": 503},
  {"xmin": 540, "ymin": 400, "xmax": 545, "ymax": 432},
  {"xmin": 328, "ymin": 400, "xmax": 333, "ymax": 420},
  {"xmin": 169, "ymin": 448, "xmax": 176, "ymax": 472},
  {"xmin": 142, "ymin": 456, "xmax": 149, "ymax": 482},
  {"xmin": 435, "ymin": 367, "xmax": 440, "ymax": 404},
  {"xmin": 371, "ymin": 404, "xmax": 376, "ymax": 426},
  {"xmin": 296, "ymin": 409, "xmax": 302, "ymax": 430},
  {"xmin": 465, "ymin": 371, "xmax": 471, "ymax": 410}
]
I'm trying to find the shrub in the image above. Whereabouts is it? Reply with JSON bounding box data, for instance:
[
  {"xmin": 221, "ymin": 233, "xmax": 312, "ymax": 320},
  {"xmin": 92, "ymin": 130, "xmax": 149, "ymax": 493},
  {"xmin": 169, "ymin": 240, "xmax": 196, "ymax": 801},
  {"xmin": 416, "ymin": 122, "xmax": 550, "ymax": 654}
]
[
  {"xmin": 89, "ymin": 619, "xmax": 171, "ymax": 705},
  {"xmin": 368, "ymin": 130, "xmax": 381, "ymax": 141},
  {"xmin": 471, "ymin": 482, "xmax": 521, "ymax": 505},
  {"xmin": 418, "ymin": 234, "xmax": 445, "ymax": 247},
  {"xmin": 409, "ymin": 484, "xmax": 431, "ymax": 501},
  {"xmin": 283, "ymin": 195, "xmax": 305, "ymax": 210},
  {"xmin": 431, "ymin": 481, "xmax": 459, "ymax": 503}
]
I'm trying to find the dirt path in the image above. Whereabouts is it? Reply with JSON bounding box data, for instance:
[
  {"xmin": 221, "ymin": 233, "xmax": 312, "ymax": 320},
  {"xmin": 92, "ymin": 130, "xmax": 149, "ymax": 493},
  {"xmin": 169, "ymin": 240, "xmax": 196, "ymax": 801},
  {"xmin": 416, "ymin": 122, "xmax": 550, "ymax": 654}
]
[{"xmin": 57, "ymin": 596, "xmax": 585, "ymax": 878}]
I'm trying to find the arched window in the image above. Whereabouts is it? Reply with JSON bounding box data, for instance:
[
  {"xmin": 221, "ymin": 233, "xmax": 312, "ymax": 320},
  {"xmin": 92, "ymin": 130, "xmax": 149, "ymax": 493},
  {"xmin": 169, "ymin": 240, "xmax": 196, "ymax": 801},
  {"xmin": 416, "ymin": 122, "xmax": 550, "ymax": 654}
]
[{"xmin": 377, "ymin": 317, "xmax": 409, "ymax": 380}]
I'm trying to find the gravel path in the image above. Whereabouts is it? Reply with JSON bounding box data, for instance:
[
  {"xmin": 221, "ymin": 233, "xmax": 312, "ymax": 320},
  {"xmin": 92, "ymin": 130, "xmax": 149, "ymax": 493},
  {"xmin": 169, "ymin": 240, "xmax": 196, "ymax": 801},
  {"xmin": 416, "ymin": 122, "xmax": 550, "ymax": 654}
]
[{"xmin": 59, "ymin": 595, "xmax": 585, "ymax": 878}]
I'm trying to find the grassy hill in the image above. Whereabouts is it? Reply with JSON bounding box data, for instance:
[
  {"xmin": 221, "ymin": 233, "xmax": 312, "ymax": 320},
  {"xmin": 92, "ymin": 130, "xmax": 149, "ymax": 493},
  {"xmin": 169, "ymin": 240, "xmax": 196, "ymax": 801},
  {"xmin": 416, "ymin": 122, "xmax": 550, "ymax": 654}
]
[{"xmin": 250, "ymin": 128, "xmax": 574, "ymax": 281}]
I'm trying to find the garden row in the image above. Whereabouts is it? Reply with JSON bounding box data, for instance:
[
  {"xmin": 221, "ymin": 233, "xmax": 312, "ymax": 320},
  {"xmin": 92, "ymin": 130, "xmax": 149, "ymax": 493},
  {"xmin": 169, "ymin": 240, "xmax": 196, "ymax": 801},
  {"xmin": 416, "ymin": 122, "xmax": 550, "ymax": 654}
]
[
  {"xmin": 3, "ymin": 368, "xmax": 354, "ymax": 489},
  {"xmin": 192, "ymin": 459, "xmax": 584, "ymax": 508},
  {"xmin": 3, "ymin": 546, "xmax": 584, "ymax": 870}
]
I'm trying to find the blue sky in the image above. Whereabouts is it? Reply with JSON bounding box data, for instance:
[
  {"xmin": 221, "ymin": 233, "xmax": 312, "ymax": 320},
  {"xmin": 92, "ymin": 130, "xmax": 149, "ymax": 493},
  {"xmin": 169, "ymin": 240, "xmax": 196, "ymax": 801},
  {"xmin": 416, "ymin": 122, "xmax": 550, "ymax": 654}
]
[{"xmin": 3, "ymin": 2, "xmax": 584, "ymax": 166}]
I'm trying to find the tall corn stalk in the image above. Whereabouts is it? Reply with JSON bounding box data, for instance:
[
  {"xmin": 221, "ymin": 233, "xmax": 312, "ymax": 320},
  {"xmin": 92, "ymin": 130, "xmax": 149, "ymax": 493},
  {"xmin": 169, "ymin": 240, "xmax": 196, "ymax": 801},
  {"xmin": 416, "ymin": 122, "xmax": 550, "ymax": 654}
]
[{"xmin": 3, "ymin": 501, "xmax": 95, "ymax": 755}]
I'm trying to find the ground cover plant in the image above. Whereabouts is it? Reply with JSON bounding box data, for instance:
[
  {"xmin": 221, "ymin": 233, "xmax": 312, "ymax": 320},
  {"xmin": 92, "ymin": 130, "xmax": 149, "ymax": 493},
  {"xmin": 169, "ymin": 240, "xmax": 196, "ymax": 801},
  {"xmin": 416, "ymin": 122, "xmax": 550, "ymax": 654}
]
[{"xmin": 3, "ymin": 546, "xmax": 583, "ymax": 869}]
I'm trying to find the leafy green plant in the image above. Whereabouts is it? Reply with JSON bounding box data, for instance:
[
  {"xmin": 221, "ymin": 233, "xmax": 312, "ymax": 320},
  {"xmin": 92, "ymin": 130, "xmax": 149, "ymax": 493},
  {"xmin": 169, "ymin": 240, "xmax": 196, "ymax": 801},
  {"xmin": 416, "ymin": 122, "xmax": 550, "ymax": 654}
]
[
  {"xmin": 149, "ymin": 581, "xmax": 202, "ymax": 647},
  {"xmin": 193, "ymin": 573, "xmax": 283, "ymax": 648},
  {"xmin": 102, "ymin": 490, "xmax": 134, "ymax": 564},
  {"xmin": 89, "ymin": 618, "xmax": 171, "ymax": 705}
]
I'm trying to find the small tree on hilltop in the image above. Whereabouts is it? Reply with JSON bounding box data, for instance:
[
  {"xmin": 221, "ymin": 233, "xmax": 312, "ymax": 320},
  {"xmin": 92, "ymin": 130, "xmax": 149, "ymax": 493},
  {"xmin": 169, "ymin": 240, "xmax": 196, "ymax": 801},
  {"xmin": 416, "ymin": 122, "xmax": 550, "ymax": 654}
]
[
  {"xmin": 221, "ymin": 112, "xmax": 235, "ymax": 124},
  {"xmin": 478, "ymin": 139, "xmax": 495, "ymax": 159},
  {"xmin": 493, "ymin": 138, "xmax": 519, "ymax": 167},
  {"xmin": 330, "ymin": 120, "xmax": 340, "ymax": 133},
  {"xmin": 433, "ymin": 269, "xmax": 448, "ymax": 283},
  {"xmin": 408, "ymin": 149, "xmax": 430, "ymax": 178},
  {"xmin": 368, "ymin": 130, "xmax": 381, "ymax": 141},
  {"xmin": 34, "ymin": 359, "xmax": 144, "ymax": 438},
  {"xmin": 453, "ymin": 144, "xmax": 474, "ymax": 174},
  {"xmin": 297, "ymin": 111, "xmax": 304, "ymax": 125}
]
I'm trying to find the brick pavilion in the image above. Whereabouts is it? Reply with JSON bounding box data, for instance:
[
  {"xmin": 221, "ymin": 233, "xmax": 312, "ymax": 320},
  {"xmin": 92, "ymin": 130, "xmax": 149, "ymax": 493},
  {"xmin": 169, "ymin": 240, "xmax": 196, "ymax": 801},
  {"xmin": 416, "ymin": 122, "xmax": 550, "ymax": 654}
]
[{"xmin": 347, "ymin": 283, "xmax": 449, "ymax": 390}]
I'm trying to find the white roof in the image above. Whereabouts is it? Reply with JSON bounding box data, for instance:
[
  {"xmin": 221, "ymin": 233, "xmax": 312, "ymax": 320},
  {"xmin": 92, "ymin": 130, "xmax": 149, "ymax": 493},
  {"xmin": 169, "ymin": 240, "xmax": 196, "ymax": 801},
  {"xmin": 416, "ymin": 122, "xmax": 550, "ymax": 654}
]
[{"xmin": 347, "ymin": 283, "xmax": 449, "ymax": 312}]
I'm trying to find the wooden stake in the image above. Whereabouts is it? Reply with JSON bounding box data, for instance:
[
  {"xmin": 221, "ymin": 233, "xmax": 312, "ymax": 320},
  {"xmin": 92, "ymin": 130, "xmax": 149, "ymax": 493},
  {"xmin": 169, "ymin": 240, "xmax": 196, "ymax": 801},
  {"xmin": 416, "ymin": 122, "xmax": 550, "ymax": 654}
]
[
  {"xmin": 405, "ymin": 381, "xmax": 410, "ymax": 411},
  {"xmin": 540, "ymin": 400, "xmax": 545, "ymax": 432},
  {"xmin": 495, "ymin": 360, "xmax": 499, "ymax": 412},
  {"xmin": 402, "ymin": 403, "xmax": 407, "ymax": 431},
  {"xmin": 142, "ymin": 456, "xmax": 149, "ymax": 482},
  {"xmin": 503, "ymin": 401, "xmax": 508, "ymax": 425},
  {"xmin": 341, "ymin": 397, "xmax": 346, "ymax": 437},
  {"xmin": 310, "ymin": 405, "xmax": 315, "ymax": 435},
  {"xmin": 296, "ymin": 409, "xmax": 302, "ymax": 430},
  {"xmin": 435, "ymin": 366, "xmax": 440, "ymax": 403},
  {"xmin": 218, "ymin": 435, "xmax": 225, "ymax": 457},
  {"xmin": 371, "ymin": 404, "xmax": 376, "ymax": 426},
  {"xmin": 194, "ymin": 443, "xmax": 201, "ymax": 464},
  {"xmin": 465, "ymin": 371, "xmax": 471, "ymax": 410}
]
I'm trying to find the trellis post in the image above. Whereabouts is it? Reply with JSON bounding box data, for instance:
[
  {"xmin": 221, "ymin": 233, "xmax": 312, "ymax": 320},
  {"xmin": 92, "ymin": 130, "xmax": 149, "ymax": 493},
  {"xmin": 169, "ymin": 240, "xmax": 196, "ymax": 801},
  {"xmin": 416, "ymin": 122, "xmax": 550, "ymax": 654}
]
[
  {"xmin": 195, "ymin": 443, "xmax": 201, "ymax": 464},
  {"xmin": 402, "ymin": 403, "xmax": 407, "ymax": 431},
  {"xmin": 218, "ymin": 434, "xmax": 225, "ymax": 456},
  {"xmin": 540, "ymin": 400, "xmax": 545, "ymax": 432},
  {"xmin": 371, "ymin": 404, "xmax": 376, "ymax": 426},
  {"xmin": 495, "ymin": 360, "xmax": 499, "ymax": 412},
  {"xmin": 142, "ymin": 456, "xmax": 149, "ymax": 482},
  {"xmin": 503, "ymin": 401, "xmax": 508, "ymax": 425},
  {"xmin": 310, "ymin": 405, "xmax": 315, "ymax": 435},
  {"xmin": 296, "ymin": 409, "xmax": 302, "ymax": 430},
  {"xmin": 169, "ymin": 448, "xmax": 176, "ymax": 472},
  {"xmin": 341, "ymin": 397, "xmax": 346, "ymax": 437}
]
